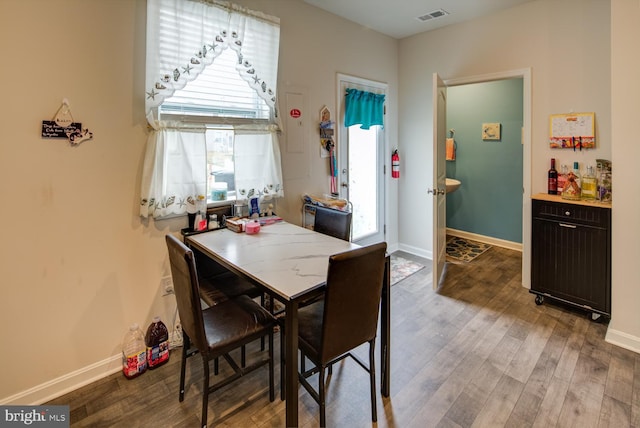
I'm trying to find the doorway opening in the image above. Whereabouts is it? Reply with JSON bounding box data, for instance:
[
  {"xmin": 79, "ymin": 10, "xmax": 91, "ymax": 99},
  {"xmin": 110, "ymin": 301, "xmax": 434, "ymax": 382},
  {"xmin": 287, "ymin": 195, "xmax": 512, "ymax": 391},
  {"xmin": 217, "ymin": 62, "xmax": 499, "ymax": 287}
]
[
  {"xmin": 337, "ymin": 74, "xmax": 387, "ymax": 245},
  {"xmin": 436, "ymin": 68, "xmax": 531, "ymax": 288}
]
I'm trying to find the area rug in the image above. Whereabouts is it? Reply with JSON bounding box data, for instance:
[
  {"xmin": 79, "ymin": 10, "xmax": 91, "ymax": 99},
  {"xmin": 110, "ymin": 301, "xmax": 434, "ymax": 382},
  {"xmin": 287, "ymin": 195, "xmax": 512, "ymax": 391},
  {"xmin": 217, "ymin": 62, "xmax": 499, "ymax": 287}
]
[
  {"xmin": 391, "ymin": 255, "xmax": 425, "ymax": 285},
  {"xmin": 446, "ymin": 236, "xmax": 492, "ymax": 262}
]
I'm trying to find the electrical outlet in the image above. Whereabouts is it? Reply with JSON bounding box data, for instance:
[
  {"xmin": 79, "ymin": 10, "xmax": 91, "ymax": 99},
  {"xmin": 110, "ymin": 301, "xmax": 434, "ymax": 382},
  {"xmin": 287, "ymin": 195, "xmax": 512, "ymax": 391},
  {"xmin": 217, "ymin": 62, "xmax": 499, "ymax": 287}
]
[
  {"xmin": 161, "ymin": 276, "xmax": 174, "ymax": 296},
  {"xmin": 170, "ymin": 323, "xmax": 183, "ymax": 349}
]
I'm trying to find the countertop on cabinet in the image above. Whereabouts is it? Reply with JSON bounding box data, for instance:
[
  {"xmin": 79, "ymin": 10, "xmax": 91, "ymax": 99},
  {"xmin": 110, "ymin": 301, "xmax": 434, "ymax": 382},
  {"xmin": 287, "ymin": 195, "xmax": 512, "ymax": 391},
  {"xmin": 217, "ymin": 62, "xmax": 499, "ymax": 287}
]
[{"xmin": 532, "ymin": 193, "xmax": 612, "ymax": 209}]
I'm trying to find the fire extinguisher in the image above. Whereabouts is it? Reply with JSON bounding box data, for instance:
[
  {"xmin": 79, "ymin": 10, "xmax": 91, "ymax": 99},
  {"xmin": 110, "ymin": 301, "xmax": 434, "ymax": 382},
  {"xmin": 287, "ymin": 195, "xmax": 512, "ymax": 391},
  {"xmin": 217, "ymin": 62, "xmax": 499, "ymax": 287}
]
[{"xmin": 391, "ymin": 149, "xmax": 400, "ymax": 178}]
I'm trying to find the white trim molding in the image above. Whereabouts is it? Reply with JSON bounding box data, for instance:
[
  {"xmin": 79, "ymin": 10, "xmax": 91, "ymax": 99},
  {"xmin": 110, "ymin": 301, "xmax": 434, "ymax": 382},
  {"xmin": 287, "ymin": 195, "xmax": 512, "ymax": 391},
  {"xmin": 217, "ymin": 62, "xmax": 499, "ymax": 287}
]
[
  {"xmin": 605, "ymin": 328, "xmax": 640, "ymax": 355},
  {"xmin": 0, "ymin": 355, "xmax": 121, "ymax": 406}
]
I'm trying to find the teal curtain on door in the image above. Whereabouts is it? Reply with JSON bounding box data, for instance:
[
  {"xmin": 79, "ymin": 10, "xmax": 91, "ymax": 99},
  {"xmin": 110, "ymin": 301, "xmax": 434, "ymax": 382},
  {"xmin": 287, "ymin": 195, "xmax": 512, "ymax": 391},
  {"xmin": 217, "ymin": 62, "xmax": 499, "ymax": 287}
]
[{"xmin": 344, "ymin": 88, "xmax": 385, "ymax": 129}]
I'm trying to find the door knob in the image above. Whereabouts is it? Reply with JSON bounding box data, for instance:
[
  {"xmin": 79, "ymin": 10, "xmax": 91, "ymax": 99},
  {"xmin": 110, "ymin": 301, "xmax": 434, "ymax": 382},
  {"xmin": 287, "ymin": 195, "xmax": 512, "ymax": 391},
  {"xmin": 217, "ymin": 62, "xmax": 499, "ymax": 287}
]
[{"xmin": 341, "ymin": 182, "xmax": 348, "ymax": 188}]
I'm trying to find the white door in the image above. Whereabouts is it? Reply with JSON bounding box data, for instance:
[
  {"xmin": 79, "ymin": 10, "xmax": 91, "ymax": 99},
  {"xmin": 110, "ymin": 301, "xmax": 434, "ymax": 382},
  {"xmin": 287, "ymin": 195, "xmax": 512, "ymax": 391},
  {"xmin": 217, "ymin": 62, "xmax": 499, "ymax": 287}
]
[
  {"xmin": 431, "ymin": 73, "xmax": 447, "ymax": 289},
  {"xmin": 337, "ymin": 74, "xmax": 386, "ymax": 245}
]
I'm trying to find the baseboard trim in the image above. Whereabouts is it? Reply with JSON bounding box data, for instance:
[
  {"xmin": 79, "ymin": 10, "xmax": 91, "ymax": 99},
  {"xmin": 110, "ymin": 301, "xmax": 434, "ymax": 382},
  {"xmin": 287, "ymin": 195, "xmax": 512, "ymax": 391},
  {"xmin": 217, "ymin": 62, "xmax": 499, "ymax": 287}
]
[
  {"xmin": 0, "ymin": 355, "xmax": 122, "ymax": 406},
  {"xmin": 446, "ymin": 228, "xmax": 522, "ymax": 252},
  {"xmin": 1, "ymin": 331, "xmax": 184, "ymax": 406},
  {"xmin": 397, "ymin": 243, "xmax": 431, "ymax": 260},
  {"xmin": 605, "ymin": 327, "xmax": 640, "ymax": 354}
]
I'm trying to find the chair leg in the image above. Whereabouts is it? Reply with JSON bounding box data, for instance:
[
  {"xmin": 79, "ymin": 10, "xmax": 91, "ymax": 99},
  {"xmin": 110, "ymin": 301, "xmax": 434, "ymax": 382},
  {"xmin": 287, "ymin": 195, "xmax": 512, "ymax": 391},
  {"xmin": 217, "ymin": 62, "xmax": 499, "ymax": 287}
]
[
  {"xmin": 319, "ymin": 365, "xmax": 326, "ymax": 427},
  {"xmin": 369, "ymin": 340, "xmax": 377, "ymax": 422},
  {"xmin": 179, "ymin": 333, "xmax": 190, "ymax": 402},
  {"xmin": 268, "ymin": 328, "xmax": 275, "ymax": 402},
  {"xmin": 214, "ymin": 357, "xmax": 219, "ymax": 375},
  {"xmin": 241, "ymin": 345, "xmax": 246, "ymax": 368},
  {"xmin": 280, "ymin": 324, "xmax": 285, "ymax": 400},
  {"xmin": 201, "ymin": 358, "xmax": 210, "ymax": 428},
  {"xmin": 260, "ymin": 294, "xmax": 266, "ymax": 351}
]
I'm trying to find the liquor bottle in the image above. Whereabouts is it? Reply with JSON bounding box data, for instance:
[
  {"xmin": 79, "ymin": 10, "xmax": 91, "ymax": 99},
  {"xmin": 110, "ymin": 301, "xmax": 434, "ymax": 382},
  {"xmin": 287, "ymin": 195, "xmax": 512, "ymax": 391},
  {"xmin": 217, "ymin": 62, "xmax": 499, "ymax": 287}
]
[
  {"xmin": 557, "ymin": 164, "xmax": 569, "ymax": 194},
  {"xmin": 572, "ymin": 161, "xmax": 581, "ymax": 189},
  {"xmin": 581, "ymin": 165, "xmax": 597, "ymax": 201},
  {"xmin": 562, "ymin": 162, "xmax": 581, "ymax": 200},
  {"xmin": 547, "ymin": 158, "xmax": 558, "ymax": 195}
]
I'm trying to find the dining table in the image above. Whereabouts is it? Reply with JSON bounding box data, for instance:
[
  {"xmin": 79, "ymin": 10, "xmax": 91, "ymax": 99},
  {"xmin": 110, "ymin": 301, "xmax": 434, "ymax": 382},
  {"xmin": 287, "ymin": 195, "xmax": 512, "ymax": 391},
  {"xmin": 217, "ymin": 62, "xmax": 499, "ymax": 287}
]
[{"xmin": 185, "ymin": 220, "xmax": 391, "ymax": 427}]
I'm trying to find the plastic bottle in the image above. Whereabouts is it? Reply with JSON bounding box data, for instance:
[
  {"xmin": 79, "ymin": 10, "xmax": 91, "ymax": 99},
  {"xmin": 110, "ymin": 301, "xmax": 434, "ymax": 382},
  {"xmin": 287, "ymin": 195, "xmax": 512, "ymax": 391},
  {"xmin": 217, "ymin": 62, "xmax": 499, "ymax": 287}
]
[
  {"xmin": 194, "ymin": 195, "xmax": 208, "ymax": 231},
  {"xmin": 145, "ymin": 316, "xmax": 170, "ymax": 369},
  {"xmin": 122, "ymin": 323, "xmax": 147, "ymax": 379}
]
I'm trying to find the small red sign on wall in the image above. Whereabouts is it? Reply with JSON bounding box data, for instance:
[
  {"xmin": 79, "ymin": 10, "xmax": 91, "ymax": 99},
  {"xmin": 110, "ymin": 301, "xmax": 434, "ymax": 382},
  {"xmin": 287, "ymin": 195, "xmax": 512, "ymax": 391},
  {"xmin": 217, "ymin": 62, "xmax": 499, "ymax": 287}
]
[{"xmin": 289, "ymin": 108, "xmax": 301, "ymax": 118}]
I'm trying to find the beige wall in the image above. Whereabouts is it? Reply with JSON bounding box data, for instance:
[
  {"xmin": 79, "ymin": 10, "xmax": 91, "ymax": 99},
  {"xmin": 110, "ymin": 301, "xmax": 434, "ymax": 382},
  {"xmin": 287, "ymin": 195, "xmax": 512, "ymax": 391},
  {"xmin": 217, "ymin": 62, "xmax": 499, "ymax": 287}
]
[
  {"xmin": 0, "ymin": 0, "xmax": 398, "ymax": 403},
  {"xmin": 607, "ymin": 0, "xmax": 640, "ymax": 351}
]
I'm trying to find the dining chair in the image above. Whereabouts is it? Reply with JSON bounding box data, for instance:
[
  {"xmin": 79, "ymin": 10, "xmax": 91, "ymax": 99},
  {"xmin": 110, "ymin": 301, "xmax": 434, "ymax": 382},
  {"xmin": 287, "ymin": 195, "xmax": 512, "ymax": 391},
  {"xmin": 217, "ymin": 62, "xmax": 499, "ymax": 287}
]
[
  {"xmin": 291, "ymin": 241, "xmax": 387, "ymax": 427},
  {"xmin": 192, "ymin": 245, "xmax": 268, "ymax": 365},
  {"xmin": 166, "ymin": 234, "xmax": 277, "ymax": 428},
  {"xmin": 312, "ymin": 205, "xmax": 352, "ymax": 241}
]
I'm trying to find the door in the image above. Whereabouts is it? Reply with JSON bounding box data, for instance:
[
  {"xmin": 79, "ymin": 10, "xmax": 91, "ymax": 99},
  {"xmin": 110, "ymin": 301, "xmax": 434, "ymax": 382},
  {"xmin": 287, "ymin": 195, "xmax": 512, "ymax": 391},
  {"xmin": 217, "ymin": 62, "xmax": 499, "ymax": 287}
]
[
  {"xmin": 337, "ymin": 74, "xmax": 386, "ymax": 244},
  {"xmin": 431, "ymin": 73, "xmax": 447, "ymax": 289},
  {"xmin": 433, "ymin": 68, "xmax": 531, "ymax": 288}
]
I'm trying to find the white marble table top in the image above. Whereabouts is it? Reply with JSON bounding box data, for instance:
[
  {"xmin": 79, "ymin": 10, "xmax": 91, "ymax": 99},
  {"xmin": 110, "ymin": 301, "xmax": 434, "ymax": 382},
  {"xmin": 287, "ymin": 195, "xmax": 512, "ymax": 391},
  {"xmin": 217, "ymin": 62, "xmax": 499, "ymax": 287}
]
[{"xmin": 186, "ymin": 222, "xmax": 359, "ymax": 300}]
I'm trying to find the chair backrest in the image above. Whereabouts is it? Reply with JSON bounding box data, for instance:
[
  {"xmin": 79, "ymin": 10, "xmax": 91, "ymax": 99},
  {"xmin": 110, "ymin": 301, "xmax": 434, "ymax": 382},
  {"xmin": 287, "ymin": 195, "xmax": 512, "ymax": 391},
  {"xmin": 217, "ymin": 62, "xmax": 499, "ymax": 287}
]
[
  {"xmin": 319, "ymin": 241, "xmax": 387, "ymax": 363},
  {"xmin": 313, "ymin": 205, "xmax": 352, "ymax": 241},
  {"xmin": 165, "ymin": 234, "xmax": 207, "ymax": 352}
]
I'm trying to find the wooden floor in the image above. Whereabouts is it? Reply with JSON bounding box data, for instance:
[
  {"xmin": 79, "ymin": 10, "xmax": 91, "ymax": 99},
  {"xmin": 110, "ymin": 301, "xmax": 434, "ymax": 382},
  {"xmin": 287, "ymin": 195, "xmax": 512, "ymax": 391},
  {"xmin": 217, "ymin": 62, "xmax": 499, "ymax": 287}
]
[{"xmin": 47, "ymin": 246, "xmax": 640, "ymax": 427}]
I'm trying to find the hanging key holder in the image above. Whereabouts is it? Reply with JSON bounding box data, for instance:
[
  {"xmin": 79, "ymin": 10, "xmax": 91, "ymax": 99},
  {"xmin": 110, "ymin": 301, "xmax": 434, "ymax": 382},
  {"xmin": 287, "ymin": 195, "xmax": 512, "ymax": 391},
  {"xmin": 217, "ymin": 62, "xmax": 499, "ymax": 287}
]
[{"xmin": 41, "ymin": 99, "xmax": 93, "ymax": 146}]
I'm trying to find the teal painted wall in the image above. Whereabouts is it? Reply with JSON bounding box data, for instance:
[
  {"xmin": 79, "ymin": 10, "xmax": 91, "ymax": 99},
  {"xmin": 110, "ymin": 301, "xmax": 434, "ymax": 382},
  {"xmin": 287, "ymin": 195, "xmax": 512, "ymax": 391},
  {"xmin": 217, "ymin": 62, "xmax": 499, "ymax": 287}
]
[{"xmin": 446, "ymin": 78, "xmax": 523, "ymax": 243}]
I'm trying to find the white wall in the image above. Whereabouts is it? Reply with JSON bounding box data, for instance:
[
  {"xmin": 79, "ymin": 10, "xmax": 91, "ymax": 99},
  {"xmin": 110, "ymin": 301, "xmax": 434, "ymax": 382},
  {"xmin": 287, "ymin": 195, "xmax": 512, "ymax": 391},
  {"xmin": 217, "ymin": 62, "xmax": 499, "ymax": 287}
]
[
  {"xmin": 606, "ymin": 0, "xmax": 640, "ymax": 353},
  {"xmin": 0, "ymin": 0, "xmax": 398, "ymax": 404}
]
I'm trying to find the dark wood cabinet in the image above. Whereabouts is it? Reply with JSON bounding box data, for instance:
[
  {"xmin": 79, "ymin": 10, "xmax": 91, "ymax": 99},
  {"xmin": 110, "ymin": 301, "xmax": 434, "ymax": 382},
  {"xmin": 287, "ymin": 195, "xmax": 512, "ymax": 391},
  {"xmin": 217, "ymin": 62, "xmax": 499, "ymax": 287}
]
[{"xmin": 530, "ymin": 195, "xmax": 611, "ymax": 318}]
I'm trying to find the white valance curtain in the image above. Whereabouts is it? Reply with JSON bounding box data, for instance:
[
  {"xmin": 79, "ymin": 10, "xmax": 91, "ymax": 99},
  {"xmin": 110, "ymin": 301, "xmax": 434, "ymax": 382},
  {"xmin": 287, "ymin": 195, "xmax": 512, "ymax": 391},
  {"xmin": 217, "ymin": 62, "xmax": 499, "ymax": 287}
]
[
  {"xmin": 140, "ymin": 0, "xmax": 283, "ymax": 219},
  {"xmin": 145, "ymin": 0, "xmax": 280, "ymax": 125}
]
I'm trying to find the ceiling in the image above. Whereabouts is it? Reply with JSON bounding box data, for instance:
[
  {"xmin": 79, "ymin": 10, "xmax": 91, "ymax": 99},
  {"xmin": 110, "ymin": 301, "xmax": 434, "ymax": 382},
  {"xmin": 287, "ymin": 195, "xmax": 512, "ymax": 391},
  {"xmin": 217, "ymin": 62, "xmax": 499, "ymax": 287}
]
[{"xmin": 303, "ymin": 0, "xmax": 538, "ymax": 39}]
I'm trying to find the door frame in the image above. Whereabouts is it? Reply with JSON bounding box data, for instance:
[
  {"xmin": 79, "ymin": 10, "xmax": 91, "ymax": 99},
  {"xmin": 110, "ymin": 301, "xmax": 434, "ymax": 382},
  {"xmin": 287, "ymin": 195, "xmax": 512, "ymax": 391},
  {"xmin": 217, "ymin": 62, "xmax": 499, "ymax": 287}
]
[
  {"xmin": 336, "ymin": 73, "xmax": 387, "ymax": 245},
  {"xmin": 440, "ymin": 68, "xmax": 531, "ymax": 288}
]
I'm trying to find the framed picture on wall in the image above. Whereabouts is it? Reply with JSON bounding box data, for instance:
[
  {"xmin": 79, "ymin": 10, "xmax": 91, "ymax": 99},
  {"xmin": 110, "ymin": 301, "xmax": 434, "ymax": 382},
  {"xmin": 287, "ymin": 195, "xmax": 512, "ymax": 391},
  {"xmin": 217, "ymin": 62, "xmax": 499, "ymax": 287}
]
[{"xmin": 482, "ymin": 123, "xmax": 501, "ymax": 140}]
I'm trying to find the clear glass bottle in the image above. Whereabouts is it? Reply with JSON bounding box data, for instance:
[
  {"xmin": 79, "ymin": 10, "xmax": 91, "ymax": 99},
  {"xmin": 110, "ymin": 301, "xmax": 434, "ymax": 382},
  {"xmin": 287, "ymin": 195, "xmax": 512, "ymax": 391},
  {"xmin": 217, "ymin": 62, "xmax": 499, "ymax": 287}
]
[
  {"xmin": 562, "ymin": 162, "xmax": 581, "ymax": 200},
  {"xmin": 557, "ymin": 164, "xmax": 569, "ymax": 194},
  {"xmin": 581, "ymin": 165, "xmax": 597, "ymax": 201}
]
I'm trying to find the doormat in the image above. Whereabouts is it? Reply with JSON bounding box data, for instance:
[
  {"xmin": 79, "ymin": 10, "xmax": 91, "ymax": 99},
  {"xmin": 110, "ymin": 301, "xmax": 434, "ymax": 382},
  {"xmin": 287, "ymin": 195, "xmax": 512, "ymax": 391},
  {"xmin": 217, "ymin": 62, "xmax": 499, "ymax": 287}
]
[
  {"xmin": 446, "ymin": 237, "xmax": 492, "ymax": 262},
  {"xmin": 391, "ymin": 255, "xmax": 425, "ymax": 285}
]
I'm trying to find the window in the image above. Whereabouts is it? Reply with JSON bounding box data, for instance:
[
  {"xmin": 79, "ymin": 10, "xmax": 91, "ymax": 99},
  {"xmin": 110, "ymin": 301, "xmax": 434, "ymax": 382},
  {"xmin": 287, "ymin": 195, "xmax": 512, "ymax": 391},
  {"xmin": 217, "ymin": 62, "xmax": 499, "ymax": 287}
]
[
  {"xmin": 206, "ymin": 128, "xmax": 235, "ymax": 197},
  {"xmin": 140, "ymin": 0, "xmax": 283, "ymax": 219}
]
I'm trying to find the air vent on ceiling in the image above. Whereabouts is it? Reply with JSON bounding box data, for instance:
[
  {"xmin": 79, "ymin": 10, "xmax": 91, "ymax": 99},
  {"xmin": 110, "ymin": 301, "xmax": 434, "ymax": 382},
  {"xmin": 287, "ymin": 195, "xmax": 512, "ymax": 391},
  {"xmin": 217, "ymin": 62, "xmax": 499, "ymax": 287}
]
[{"xmin": 416, "ymin": 9, "xmax": 450, "ymax": 22}]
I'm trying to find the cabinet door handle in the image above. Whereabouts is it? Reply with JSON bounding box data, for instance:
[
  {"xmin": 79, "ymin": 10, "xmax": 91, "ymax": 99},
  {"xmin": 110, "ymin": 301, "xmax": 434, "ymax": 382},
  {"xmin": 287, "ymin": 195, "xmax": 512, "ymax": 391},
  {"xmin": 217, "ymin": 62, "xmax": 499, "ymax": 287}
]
[{"xmin": 559, "ymin": 223, "xmax": 577, "ymax": 229}]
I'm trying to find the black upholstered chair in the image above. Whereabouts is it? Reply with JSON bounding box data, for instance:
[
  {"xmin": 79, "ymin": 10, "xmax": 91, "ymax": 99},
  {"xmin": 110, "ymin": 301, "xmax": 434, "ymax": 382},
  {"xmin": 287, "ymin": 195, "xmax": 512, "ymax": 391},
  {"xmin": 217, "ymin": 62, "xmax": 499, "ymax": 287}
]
[
  {"xmin": 192, "ymin": 246, "xmax": 268, "ymax": 363},
  {"xmin": 312, "ymin": 205, "xmax": 352, "ymax": 241},
  {"xmin": 191, "ymin": 246, "xmax": 262, "ymax": 307},
  {"xmin": 166, "ymin": 234, "xmax": 276, "ymax": 428},
  {"xmin": 293, "ymin": 241, "xmax": 387, "ymax": 426}
]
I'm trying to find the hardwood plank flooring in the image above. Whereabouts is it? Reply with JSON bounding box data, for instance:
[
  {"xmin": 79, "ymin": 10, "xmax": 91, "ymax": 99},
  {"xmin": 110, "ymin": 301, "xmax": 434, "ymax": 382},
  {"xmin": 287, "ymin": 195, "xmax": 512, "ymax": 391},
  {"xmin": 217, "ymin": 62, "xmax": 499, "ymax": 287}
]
[{"xmin": 47, "ymin": 246, "xmax": 639, "ymax": 427}]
